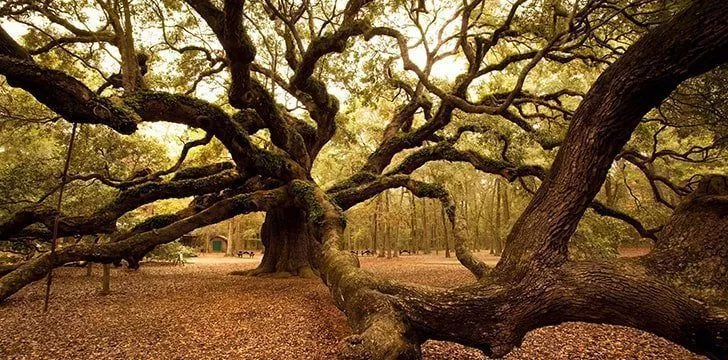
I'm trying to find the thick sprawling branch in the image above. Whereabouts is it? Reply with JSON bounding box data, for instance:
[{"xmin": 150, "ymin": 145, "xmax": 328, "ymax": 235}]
[
  {"xmin": 0, "ymin": 186, "xmax": 289, "ymax": 301},
  {"xmin": 124, "ymin": 91, "xmax": 307, "ymax": 180},
  {"xmin": 289, "ymin": 180, "xmax": 422, "ymax": 359},
  {"xmin": 184, "ymin": 0, "xmax": 311, "ymax": 167},
  {"xmin": 0, "ymin": 54, "xmax": 138, "ymax": 134},
  {"xmin": 386, "ymin": 142, "xmax": 545, "ymax": 180},
  {"xmin": 0, "ymin": 169, "xmax": 245, "ymax": 240},
  {"xmin": 294, "ymin": 177, "xmax": 728, "ymax": 359},
  {"xmin": 388, "ymin": 260, "xmax": 728, "ymax": 358},
  {"xmin": 371, "ymin": 140, "xmax": 655, "ymax": 242}
]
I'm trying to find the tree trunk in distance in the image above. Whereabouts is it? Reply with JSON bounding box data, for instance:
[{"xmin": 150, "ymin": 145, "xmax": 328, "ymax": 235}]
[
  {"xmin": 385, "ymin": 190, "xmax": 392, "ymax": 259},
  {"xmin": 101, "ymin": 263, "xmax": 110, "ymax": 295},
  {"xmin": 410, "ymin": 193, "xmax": 417, "ymax": 254},
  {"xmin": 441, "ymin": 206, "xmax": 451, "ymax": 258},
  {"xmin": 226, "ymin": 218, "xmax": 233, "ymax": 257},
  {"xmin": 422, "ymin": 197, "xmax": 429, "ymax": 254},
  {"xmin": 494, "ymin": 180, "xmax": 503, "ymax": 255}
]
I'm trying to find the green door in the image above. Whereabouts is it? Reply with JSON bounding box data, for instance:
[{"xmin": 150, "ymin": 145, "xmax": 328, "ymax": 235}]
[{"xmin": 212, "ymin": 240, "xmax": 222, "ymax": 252}]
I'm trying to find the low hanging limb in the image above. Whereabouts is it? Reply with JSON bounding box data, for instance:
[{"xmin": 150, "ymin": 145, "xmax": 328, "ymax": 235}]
[{"xmin": 43, "ymin": 122, "xmax": 78, "ymax": 312}]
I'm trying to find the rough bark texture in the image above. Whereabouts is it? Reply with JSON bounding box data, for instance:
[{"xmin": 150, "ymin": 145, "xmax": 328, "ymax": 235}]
[
  {"xmin": 252, "ymin": 207, "xmax": 320, "ymax": 278},
  {"xmin": 645, "ymin": 175, "xmax": 728, "ymax": 298}
]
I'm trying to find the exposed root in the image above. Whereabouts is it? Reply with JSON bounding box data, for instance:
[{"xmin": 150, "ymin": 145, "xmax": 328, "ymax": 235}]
[{"xmin": 337, "ymin": 322, "xmax": 420, "ymax": 360}]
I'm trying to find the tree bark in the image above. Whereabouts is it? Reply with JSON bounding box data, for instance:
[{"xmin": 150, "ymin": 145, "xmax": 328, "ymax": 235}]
[
  {"xmin": 493, "ymin": 180, "xmax": 503, "ymax": 256},
  {"xmin": 645, "ymin": 175, "xmax": 728, "ymax": 299},
  {"xmin": 495, "ymin": 0, "xmax": 728, "ymax": 279},
  {"xmin": 249, "ymin": 206, "xmax": 320, "ymax": 278},
  {"xmin": 101, "ymin": 263, "xmax": 110, "ymax": 295}
]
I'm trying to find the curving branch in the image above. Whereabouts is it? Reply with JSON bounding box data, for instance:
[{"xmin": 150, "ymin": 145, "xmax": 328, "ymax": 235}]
[
  {"xmin": 0, "ymin": 185, "xmax": 290, "ymax": 301},
  {"xmin": 588, "ymin": 200, "xmax": 661, "ymax": 240},
  {"xmin": 495, "ymin": 0, "xmax": 728, "ymax": 279},
  {"xmin": 0, "ymin": 53, "xmax": 138, "ymax": 134},
  {"xmin": 385, "ymin": 141, "xmax": 546, "ymax": 181},
  {"xmin": 0, "ymin": 169, "xmax": 246, "ymax": 241}
]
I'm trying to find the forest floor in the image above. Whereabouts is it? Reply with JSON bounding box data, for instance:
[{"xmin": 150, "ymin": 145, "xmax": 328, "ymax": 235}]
[{"xmin": 0, "ymin": 251, "xmax": 702, "ymax": 360}]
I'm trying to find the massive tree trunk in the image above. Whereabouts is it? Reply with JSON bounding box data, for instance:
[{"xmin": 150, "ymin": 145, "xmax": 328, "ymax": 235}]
[
  {"xmin": 645, "ymin": 175, "xmax": 728, "ymax": 301},
  {"xmin": 249, "ymin": 206, "xmax": 320, "ymax": 278}
]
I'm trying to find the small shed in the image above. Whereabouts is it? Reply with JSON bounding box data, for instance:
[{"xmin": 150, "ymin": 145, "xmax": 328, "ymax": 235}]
[{"xmin": 208, "ymin": 235, "xmax": 229, "ymax": 253}]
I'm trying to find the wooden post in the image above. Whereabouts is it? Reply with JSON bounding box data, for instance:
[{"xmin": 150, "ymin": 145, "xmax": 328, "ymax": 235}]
[{"xmin": 101, "ymin": 263, "xmax": 110, "ymax": 295}]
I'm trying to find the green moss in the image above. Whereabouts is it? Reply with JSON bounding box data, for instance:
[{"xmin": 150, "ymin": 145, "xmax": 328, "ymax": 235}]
[
  {"xmin": 291, "ymin": 180, "xmax": 327, "ymax": 225},
  {"xmin": 230, "ymin": 194, "xmax": 255, "ymax": 212},
  {"xmin": 125, "ymin": 91, "xmax": 229, "ymax": 124},
  {"xmin": 173, "ymin": 162, "xmax": 234, "ymax": 181},
  {"xmin": 327, "ymin": 172, "xmax": 377, "ymax": 193},
  {"xmin": 253, "ymin": 152, "xmax": 290, "ymax": 178}
]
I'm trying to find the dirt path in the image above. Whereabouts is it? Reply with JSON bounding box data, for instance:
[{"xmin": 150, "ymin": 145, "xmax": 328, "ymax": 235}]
[{"xmin": 0, "ymin": 253, "xmax": 702, "ymax": 359}]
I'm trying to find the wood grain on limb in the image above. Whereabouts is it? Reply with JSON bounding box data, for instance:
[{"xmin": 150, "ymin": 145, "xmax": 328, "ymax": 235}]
[{"xmin": 387, "ymin": 260, "xmax": 728, "ymax": 358}]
